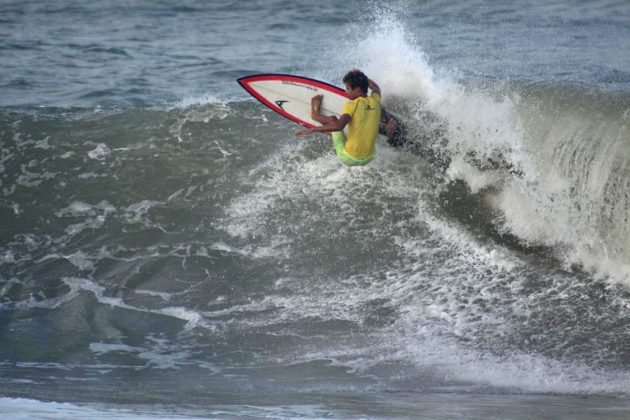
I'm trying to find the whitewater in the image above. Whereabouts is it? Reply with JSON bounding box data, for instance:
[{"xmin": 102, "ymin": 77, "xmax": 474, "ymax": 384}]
[{"xmin": 1, "ymin": 1, "xmax": 630, "ymax": 418}]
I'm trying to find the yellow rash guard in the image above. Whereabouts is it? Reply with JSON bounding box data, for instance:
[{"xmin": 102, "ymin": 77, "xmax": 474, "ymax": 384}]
[{"xmin": 340, "ymin": 92, "xmax": 381, "ymax": 159}]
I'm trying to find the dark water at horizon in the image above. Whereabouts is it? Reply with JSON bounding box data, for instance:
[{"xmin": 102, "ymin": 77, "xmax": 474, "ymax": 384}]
[{"xmin": 1, "ymin": 1, "xmax": 630, "ymax": 419}]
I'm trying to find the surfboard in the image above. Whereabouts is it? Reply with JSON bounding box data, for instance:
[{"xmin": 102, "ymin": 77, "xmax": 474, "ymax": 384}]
[{"xmin": 237, "ymin": 74, "xmax": 348, "ymax": 128}]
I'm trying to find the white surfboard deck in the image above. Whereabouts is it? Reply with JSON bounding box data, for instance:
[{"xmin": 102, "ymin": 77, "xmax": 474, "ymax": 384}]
[{"xmin": 237, "ymin": 74, "xmax": 349, "ymax": 128}]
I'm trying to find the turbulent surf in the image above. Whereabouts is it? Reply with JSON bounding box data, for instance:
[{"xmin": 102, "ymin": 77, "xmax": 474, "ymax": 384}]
[{"xmin": 1, "ymin": 1, "xmax": 630, "ymax": 418}]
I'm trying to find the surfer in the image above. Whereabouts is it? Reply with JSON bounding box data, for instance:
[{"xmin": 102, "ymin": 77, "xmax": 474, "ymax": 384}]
[{"xmin": 296, "ymin": 69, "xmax": 381, "ymax": 166}]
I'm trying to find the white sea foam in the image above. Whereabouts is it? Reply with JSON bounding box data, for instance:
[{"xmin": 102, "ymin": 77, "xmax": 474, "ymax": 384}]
[
  {"xmin": 78, "ymin": 171, "xmax": 107, "ymax": 179},
  {"xmin": 0, "ymin": 277, "xmax": 213, "ymax": 333},
  {"xmin": 1, "ymin": 250, "xmax": 17, "ymax": 264},
  {"xmin": 0, "ymin": 278, "xmax": 22, "ymax": 298},
  {"xmin": 33, "ymin": 136, "xmax": 51, "ymax": 149},
  {"xmin": 156, "ymin": 306, "xmax": 202, "ymax": 330},
  {"xmin": 56, "ymin": 200, "xmax": 116, "ymax": 217},
  {"xmin": 166, "ymin": 100, "xmax": 234, "ymax": 145},
  {"xmin": 89, "ymin": 342, "xmax": 146, "ymax": 355},
  {"xmin": 16, "ymin": 168, "xmax": 57, "ymax": 188},
  {"xmin": 340, "ymin": 12, "xmax": 436, "ymax": 104},
  {"xmin": 63, "ymin": 277, "xmax": 186, "ymax": 319},
  {"xmin": 390, "ymin": 332, "xmax": 630, "ymax": 395},
  {"xmin": 0, "ymin": 397, "xmax": 200, "ymax": 419},
  {"xmin": 87, "ymin": 143, "xmax": 111, "ymax": 160},
  {"xmin": 64, "ymin": 216, "xmax": 107, "ymax": 236},
  {"xmin": 124, "ymin": 200, "xmax": 160, "ymax": 221},
  {"xmin": 134, "ymin": 289, "xmax": 174, "ymax": 301},
  {"xmin": 258, "ymin": 242, "xmax": 630, "ymax": 396},
  {"xmin": 169, "ymin": 92, "xmax": 227, "ymax": 109},
  {"xmin": 137, "ymin": 348, "xmax": 192, "ymax": 370}
]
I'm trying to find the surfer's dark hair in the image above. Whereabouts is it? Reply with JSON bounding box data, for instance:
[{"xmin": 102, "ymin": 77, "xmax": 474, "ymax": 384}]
[{"xmin": 343, "ymin": 69, "xmax": 369, "ymax": 94}]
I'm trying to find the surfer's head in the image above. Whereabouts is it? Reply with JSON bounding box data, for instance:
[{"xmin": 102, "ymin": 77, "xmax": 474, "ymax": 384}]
[{"xmin": 343, "ymin": 69, "xmax": 368, "ymax": 99}]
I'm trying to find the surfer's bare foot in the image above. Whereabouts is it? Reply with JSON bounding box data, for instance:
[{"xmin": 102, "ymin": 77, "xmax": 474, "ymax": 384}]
[{"xmin": 311, "ymin": 94, "xmax": 323, "ymax": 117}]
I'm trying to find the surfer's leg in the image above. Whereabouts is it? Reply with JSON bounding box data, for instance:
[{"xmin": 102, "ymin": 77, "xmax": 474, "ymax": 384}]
[
  {"xmin": 331, "ymin": 131, "xmax": 347, "ymax": 157},
  {"xmin": 379, "ymin": 109, "xmax": 408, "ymax": 147}
]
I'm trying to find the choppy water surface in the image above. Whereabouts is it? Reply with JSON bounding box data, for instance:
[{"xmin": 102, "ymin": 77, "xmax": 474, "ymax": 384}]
[{"xmin": 1, "ymin": 1, "xmax": 630, "ymax": 418}]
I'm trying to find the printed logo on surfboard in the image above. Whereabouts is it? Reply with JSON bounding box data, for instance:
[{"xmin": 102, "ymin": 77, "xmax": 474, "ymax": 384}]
[
  {"xmin": 275, "ymin": 100, "xmax": 288, "ymax": 110},
  {"xmin": 281, "ymin": 81, "xmax": 318, "ymax": 92}
]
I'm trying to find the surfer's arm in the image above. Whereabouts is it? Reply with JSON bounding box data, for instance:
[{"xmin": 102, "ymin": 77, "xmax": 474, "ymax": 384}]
[
  {"xmin": 312, "ymin": 114, "xmax": 338, "ymax": 125},
  {"xmin": 296, "ymin": 114, "xmax": 351, "ymax": 136},
  {"xmin": 310, "ymin": 94, "xmax": 337, "ymax": 125},
  {"xmin": 368, "ymin": 79, "xmax": 381, "ymax": 95}
]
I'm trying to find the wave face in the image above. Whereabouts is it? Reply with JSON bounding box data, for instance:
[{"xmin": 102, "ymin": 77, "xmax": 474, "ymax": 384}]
[
  {"xmin": 1, "ymin": 1, "xmax": 630, "ymax": 418},
  {"xmin": 333, "ymin": 12, "xmax": 630, "ymax": 281}
]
